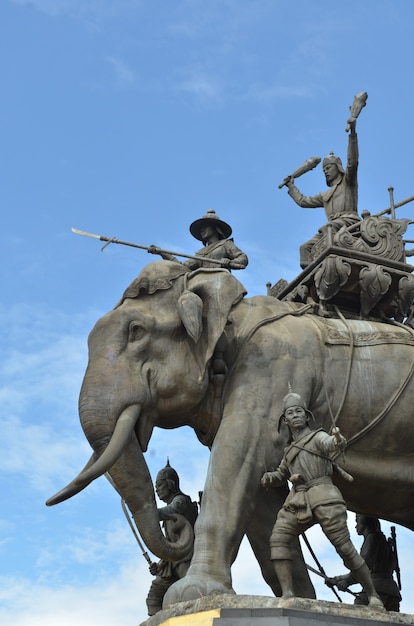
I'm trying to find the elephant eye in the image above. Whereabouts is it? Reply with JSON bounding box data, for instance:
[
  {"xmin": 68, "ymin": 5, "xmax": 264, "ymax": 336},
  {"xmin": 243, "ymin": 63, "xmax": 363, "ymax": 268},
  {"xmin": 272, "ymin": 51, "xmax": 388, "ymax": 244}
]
[{"xmin": 128, "ymin": 322, "xmax": 146, "ymax": 342}]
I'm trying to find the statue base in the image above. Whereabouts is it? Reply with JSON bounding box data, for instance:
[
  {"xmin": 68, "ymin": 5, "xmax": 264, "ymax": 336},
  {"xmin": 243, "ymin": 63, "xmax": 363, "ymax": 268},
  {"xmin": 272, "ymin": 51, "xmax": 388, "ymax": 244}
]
[{"xmin": 139, "ymin": 595, "xmax": 412, "ymax": 626}]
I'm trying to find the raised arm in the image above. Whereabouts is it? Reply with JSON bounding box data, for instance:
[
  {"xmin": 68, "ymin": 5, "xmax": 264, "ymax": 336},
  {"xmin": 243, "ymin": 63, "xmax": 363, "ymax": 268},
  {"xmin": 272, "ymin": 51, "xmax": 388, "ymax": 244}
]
[
  {"xmin": 345, "ymin": 121, "xmax": 359, "ymax": 184},
  {"xmin": 286, "ymin": 176, "xmax": 324, "ymax": 209}
]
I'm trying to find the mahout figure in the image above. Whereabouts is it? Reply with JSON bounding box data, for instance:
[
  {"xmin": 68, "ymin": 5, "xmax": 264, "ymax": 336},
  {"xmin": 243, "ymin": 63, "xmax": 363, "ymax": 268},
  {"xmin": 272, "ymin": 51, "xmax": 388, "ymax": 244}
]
[{"xmin": 148, "ymin": 209, "xmax": 248, "ymax": 270}]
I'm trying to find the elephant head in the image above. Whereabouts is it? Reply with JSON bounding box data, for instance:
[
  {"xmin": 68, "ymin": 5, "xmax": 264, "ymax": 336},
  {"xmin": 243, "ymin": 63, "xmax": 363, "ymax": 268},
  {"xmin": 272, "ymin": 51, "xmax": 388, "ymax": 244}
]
[{"xmin": 47, "ymin": 261, "xmax": 246, "ymax": 562}]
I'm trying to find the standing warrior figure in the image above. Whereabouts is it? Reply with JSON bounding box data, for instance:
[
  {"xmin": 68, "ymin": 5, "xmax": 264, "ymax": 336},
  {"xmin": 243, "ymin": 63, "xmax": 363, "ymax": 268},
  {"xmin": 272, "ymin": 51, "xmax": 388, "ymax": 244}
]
[
  {"xmin": 149, "ymin": 209, "xmax": 248, "ymax": 270},
  {"xmin": 283, "ymin": 93, "xmax": 367, "ymax": 269},
  {"xmin": 328, "ymin": 514, "xmax": 401, "ymax": 611},
  {"xmin": 146, "ymin": 461, "xmax": 198, "ymax": 616},
  {"xmin": 260, "ymin": 390, "xmax": 383, "ymax": 609}
]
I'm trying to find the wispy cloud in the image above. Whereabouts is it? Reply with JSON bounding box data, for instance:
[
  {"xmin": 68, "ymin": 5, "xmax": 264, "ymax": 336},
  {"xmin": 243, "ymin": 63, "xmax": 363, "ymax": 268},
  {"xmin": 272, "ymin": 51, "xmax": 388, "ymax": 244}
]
[
  {"xmin": 11, "ymin": 0, "xmax": 137, "ymax": 19},
  {"xmin": 0, "ymin": 414, "xmax": 91, "ymax": 493},
  {"xmin": 243, "ymin": 83, "xmax": 317, "ymax": 105},
  {"xmin": 106, "ymin": 56, "xmax": 136, "ymax": 85},
  {"xmin": 0, "ymin": 559, "xmax": 148, "ymax": 626},
  {"xmin": 0, "ymin": 303, "xmax": 95, "ymax": 491},
  {"xmin": 35, "ymin": 518, "xmax": 134, "ymax": 570},
  {"xmin": 12, "ymin": 0, "xmax": 92, "ymax": 17},
  {"xmin": 174, "ymin": 67, "xmax": 222, "ymax": 105}
]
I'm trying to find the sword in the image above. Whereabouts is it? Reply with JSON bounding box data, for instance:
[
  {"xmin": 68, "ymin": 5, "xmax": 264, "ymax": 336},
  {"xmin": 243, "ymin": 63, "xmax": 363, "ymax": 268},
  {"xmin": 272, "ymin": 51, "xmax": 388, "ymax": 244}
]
[
  {"xmin": 121, "ymin": 499, "xmax": 155, "ymax": 566},
  {"xmin": 302, "ymin": 532, "xmax": 343, "ymax": 602},
  {"xmin": 305, "ymin": 562, "xmax": 358, "ymax": 598},
  {"xmin": 104, "ymin": 472, "xmax": 154, "ymax": 566}
]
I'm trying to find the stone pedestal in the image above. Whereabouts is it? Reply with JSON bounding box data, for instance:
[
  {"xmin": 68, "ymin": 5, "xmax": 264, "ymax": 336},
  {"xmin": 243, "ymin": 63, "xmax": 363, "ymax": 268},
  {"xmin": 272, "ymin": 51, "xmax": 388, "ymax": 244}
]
[{"xmin": 139, "ymin": 595, "xmax": 413, "ymax": 626}]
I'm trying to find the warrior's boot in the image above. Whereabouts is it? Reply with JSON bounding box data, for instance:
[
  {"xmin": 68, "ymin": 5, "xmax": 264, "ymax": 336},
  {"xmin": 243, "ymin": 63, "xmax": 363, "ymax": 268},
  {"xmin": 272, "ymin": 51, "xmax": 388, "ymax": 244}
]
[
  {"xmin": 352, "ymin": 563, "xmax": 384, "ymax": 610},
  {"xmin": 273, "ymin": 559, "xmax": 295, "ymax": 598}
]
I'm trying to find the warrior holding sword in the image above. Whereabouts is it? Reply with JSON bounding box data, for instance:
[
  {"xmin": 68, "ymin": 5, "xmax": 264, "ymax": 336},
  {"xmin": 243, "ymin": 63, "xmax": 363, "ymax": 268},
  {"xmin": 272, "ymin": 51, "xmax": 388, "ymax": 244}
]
[{"xmin": 280, "ymin": 92, "xmax": 367, "ymax": 269}]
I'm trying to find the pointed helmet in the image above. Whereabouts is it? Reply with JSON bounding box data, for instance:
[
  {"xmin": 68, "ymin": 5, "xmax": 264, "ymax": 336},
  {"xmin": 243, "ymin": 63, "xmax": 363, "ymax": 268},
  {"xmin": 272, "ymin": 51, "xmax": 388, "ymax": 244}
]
[
  {"xmin": 156, "ymin": 458, "xmax": 180, "ymax": 489},
  {"xmin": 278, "ymin": 388, "xmax": 314, "ymax": 431},
  {"xmin": 322, "ymin": 151, "xmax": 344, "ymax": 175}
]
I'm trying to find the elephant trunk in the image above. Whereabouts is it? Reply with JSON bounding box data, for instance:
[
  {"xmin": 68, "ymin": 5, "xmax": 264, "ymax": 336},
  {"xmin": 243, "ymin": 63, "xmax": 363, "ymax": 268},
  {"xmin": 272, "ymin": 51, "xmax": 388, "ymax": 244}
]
[{"xmin": 47, "ymin": 396, "xmax": 193, "ymax": 563}]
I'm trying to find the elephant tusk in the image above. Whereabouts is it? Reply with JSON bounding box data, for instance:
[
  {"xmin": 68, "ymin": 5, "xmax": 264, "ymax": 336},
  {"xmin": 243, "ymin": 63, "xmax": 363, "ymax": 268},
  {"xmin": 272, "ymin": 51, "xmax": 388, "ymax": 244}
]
[{"xmin": 46, "ymin": 404, "xmax": 141, "ymax": 506}]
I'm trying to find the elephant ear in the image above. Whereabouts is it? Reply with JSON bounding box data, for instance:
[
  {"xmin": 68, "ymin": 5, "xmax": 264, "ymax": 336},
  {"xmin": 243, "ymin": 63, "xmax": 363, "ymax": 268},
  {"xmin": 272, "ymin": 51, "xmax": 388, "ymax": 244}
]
[
  {"xmin": 177, "ymin": 290, "xmax": 203, "ymax": 343},
  {"xmin": 178, "ymin": 268, "xmax": 246, "ymax": 362}
]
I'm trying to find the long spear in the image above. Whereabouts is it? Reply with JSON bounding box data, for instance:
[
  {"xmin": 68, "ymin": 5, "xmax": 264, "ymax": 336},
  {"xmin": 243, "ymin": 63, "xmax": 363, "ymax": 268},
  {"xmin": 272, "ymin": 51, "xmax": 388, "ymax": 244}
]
[
  {"xmin": 71, "ymin": 227, "xmax": 224, "ymax": 266},
  {"xmin": 375, "ymin": 194, "xmax": 414, "ymax": 218},
  {"xmin": 342, "ymin": 193, "xmax": 414, "ymax": 237}
]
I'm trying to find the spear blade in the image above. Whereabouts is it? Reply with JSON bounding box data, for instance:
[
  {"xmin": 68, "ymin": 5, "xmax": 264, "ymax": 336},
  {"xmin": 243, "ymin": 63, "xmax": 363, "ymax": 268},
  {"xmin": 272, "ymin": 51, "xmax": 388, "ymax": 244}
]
[
  {"xmin": 71, "ymin": 227, "xmax": 103, "ymax": 240},
  {"xmin": 71, "ymin": 227, "xmax": 225, "ymax": 265}
]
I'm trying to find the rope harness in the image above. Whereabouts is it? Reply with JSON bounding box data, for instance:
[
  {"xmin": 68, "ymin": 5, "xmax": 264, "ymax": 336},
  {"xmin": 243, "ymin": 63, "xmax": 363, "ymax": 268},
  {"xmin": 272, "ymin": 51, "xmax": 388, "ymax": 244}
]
[
  {"xmin": 218, "ymin": 301, "xmax": 414, "ymax": 450},
  {"xmin": 326, "ymin": 306, "xmax": 414, "ymax": 449},
  {"xmin": 220, "ymin": 302, "xmax": 313, "ymax": 414}
]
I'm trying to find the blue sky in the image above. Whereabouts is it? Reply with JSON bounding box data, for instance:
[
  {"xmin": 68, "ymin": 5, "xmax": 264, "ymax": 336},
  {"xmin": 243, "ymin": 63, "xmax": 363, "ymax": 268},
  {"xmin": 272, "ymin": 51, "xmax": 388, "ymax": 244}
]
[{"xmin": 2, "ymin": 0, "xmax": 414, "ymax": 624}]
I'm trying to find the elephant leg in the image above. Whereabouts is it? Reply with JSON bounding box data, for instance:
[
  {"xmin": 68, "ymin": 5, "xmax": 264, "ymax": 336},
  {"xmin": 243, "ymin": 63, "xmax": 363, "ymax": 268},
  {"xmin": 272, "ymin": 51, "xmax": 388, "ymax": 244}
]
[
  {"xmin": 164, "ymin": 411, "xmax": 270, "ymax": 606},
  {"xmin": 245, "ymin": 487, "xmax": 316, "ymax": 598}
]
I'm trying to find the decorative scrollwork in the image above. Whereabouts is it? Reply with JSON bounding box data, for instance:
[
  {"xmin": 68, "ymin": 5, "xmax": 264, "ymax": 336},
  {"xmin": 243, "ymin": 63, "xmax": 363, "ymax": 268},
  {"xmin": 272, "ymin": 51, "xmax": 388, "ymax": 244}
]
[
  {"xmin": 334, "ymin": 225, "xmax": 358, "ymax": 250},
  {"xmin": 310, "ymin": 236, "xmax": 328, "ymax": 260},
  {"xmin": 314, "ymin": 257, "xmax": 351, "ymax": 302},
  {"xmin": 398, "ymin": 274, "xmax": 414, "ymax": 317},
  {"xmin": 359, "ymin": 263, "xmax": 392, "ymax": 317},
  {"xmin": 335, "ymin": 216, "xmax": 409, "ymax": 262}
]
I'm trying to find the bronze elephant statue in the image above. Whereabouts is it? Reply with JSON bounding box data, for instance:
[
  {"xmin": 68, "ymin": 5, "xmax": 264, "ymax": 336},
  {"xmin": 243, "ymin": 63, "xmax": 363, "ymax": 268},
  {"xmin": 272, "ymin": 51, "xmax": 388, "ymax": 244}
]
[{"xmin": 47, "ymin": 260, "xmax": 414, "ymax": 606}]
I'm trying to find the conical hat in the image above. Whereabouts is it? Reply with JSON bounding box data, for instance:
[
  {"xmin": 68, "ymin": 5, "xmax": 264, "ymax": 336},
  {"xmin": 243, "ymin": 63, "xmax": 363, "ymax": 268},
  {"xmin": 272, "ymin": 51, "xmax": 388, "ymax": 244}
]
[{"xmin": 189, "ymin": 209, "xmax": 232, "ymax": 241}]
